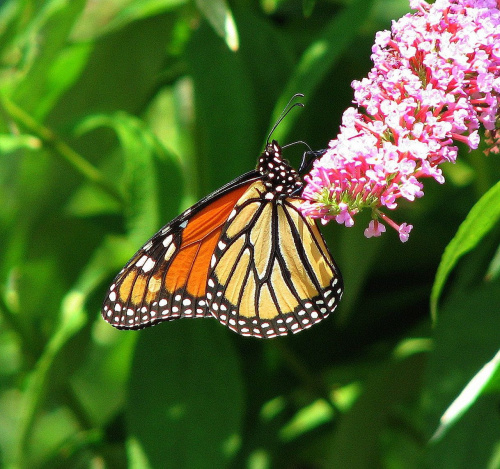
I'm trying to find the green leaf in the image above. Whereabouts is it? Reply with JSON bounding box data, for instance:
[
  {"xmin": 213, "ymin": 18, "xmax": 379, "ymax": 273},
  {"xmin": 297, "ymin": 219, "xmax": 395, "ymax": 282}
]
[
  {"xmin": 65, "ymin": 182, "xmax": 122, "ymax": 218},
  {"xmin": 36, "ymin": 41, "xmax": 93, "ymax": 119},
  {"xmin": 0, "ymin": 0, "xmax": 21, "ymax": 56},
  {"xmin": 28, "ymin": 407, "xmax": 80, "ymax": 468},
  {"xmin": 431, "ymin": 180, "xmax": 500, "ymax": 319},
  {"xmin": 13, "ymin": 289, "xmax": 87, "ymax": 467},
  {"xmin": 0, "ymin": 134, "xmax": 41, "ymax": 152},
  {"xmin": 270, "ymin": 0, "xmax": 374, "ymax": 143},
  {"xmin": 195, "ymin": 0, "xmax": 239, "ymax": 51},
  {"xmin": 70, "ymin": 236, "xmax": 138, "ymax": 427},
  {"xmin": 76, "ymin": 112, "xmax": 179, "ymax": 245},
  {"xmin": 99, "ymin": 0, "xmax": 188, "ymax": 38},
  {"xmin": 127, "ymin": 321, "xmax": 244, "ymax": 468},
  {"xmin": 324, "ymin": 352, "xmax": 426, "ymax": 467},
  {"xmin": 10, "ymin": 0, "xmax": 88, "ymax": 119},
  {"xmin": 431, "ymin": 349, "xmax": 500, "ymax": 442},
  {"xmin": 302, "ymin": 0, "xmax": 316, "ymax": 17},
  {"xmin": 422, "ymin": 281, "xmax": 500, "ymax": 467},
  {"xmin": 71, "ymin": 324, "xmax": 137, "ymax": 428},
  {"xmin": 336, "ymin": 217, "xmax": 384, "ymax": 323},
  {"xmin": 51, "ymin": 12, "xmax": 176, "ymax": 121},
  {"xmin": 127, "ymin": 436, "xmax": 153, "ymax": 469},
  {"xmin": 236, "ymin": 10, "xmax": 294, "ymax": 127},
  {"xmin": 185, "ymin": 21, "xmax": 259, "ymax": 195},
  {"xmin": 485, "ymin": 242, "xmax": 500, "ymax": 281}
]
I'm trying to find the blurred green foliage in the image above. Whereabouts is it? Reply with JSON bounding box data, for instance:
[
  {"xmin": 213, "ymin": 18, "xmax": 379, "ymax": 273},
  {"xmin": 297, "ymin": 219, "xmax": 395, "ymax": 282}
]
[{"xmin": 0, "ymin": 0, "xmax": 499, "ymax": 468}]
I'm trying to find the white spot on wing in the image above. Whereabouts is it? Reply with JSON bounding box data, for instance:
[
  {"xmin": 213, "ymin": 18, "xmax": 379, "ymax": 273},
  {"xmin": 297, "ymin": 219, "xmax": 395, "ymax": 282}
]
[
  {"xmin": 162, "ymin": 234, "xmax": 173, "ymax": 247},
  {"xmin": 142, "ymin": 257, "xmax": 156, "ymax": 273}
]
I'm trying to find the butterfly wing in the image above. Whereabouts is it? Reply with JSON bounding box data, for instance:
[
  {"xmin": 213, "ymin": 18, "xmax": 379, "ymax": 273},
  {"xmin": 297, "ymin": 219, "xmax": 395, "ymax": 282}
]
[
  {"xmin": 102, "ymin": 171, "xmax": 260, "ymax": 329},
  {"xmin": 206, "ymin": 181, "xmax": 343, "ymax": 338}
]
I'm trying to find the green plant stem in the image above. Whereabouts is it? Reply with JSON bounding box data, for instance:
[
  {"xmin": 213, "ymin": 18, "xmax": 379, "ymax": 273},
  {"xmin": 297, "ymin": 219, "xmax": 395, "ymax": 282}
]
[
  {"xmin": 13, "ymin": 302, "xmax": 86, "ymax": 467},
  {"xmin": 0, "ymin": 94, "xmax": 124, "ymax": 205}
]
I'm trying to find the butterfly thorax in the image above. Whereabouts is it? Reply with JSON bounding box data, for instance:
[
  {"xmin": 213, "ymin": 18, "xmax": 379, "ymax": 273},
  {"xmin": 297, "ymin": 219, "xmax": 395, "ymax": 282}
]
[{"xmin": 258, "ymin": 140, "xmax": 303, "ymax": 198}]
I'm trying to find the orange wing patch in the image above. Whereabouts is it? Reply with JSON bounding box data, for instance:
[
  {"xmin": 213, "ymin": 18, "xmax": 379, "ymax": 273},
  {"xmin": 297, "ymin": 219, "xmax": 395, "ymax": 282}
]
[{"xmin": 167, "ymin": 182, "xmax": 253, "ymax": 297}]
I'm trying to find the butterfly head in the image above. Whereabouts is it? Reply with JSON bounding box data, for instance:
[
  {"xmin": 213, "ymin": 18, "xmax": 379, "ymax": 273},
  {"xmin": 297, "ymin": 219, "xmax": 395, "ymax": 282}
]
[{"xmin": 258, "ymin": 140, "xmax": 303, "ymax": 198}]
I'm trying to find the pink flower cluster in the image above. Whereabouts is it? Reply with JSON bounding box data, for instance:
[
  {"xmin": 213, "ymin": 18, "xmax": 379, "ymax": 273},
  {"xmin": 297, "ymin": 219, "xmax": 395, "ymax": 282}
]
[{"xmin": 300, "ymin": 0, "xmax": 500, "ymax": 242}]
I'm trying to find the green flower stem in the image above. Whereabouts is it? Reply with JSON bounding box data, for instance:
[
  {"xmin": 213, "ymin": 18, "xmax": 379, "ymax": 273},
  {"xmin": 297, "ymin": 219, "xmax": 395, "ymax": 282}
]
[
  {"xmin": 13, "ymin": 294, "xmax": 87, "ymax": 467},
  {"xmin": 0, "ymin": 94, "xmax": 124, "ymax": 205}
]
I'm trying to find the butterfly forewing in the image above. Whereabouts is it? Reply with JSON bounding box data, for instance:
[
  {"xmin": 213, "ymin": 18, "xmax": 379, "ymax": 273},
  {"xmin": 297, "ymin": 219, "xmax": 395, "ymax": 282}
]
[{"xmin": 102, "ymin": 174, "xmax": 258, "ymax": 329}]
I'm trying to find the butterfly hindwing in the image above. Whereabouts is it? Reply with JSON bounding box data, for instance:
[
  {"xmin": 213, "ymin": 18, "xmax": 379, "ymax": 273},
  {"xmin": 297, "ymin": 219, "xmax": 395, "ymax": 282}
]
[{"xmin": 206, "ymin": 182, "xmax": 343, "ymax": 338}]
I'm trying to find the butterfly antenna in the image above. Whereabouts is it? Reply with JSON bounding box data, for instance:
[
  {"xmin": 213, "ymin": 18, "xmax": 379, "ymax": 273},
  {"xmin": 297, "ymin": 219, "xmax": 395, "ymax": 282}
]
[
  {"xmin": 267, "ymin": 93, "xmax": 305, "ymax": 145},
  {"xmin": 299, "ymin": 147, "xmax": 327, "ymax": 174},
  {"xmin": 282, "ymin": 140, "xmax": 313, "ymax": 152},
  {"xmin": 281, "ymin": 140, "xmax": 326, "ymax": 173}
]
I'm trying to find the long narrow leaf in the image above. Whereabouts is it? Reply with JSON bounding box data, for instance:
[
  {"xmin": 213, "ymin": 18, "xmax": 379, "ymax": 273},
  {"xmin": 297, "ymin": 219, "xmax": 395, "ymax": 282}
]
[
  {"xmin": 431, "ymin": 349, "xmax": 500, "ymax": 442},
  {"xmin": 431, "ymin": 180, "xmax": 500, "ymax": 319},
  {"xmin": 13, "ymin": 292, "xmax": 87, "ymax": 467},
  {"xmin": 195, "ymin": 0, "xmax": 239, "ymax": 51},
  {"xmin": 127, "ymin": 321, "xmax": 244, "ymax": 468},
  {"xmin": 76, "ymin": 112, "xmax": 166, "ymax": 245},
  {"xmin": 102, "ymin": 0, "xmax": 188, "ymax": 37},
  {"xmin": 12, "ymin": 0, "xmax": 88, "ymax": 119}
]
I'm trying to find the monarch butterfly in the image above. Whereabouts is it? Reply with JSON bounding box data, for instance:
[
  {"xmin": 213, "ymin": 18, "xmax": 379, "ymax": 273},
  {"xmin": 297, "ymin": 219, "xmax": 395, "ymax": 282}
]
[{"xmin": 102, "ymin": 100, "xmax": 343, "ymax": 338}]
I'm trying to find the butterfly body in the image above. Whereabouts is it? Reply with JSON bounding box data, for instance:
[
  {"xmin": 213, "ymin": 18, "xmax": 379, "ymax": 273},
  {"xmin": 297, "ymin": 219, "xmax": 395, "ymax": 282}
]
[{"xmin": 102, "ymin": 140, "xmax": 343, "ymax": 338}]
